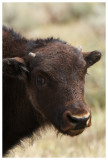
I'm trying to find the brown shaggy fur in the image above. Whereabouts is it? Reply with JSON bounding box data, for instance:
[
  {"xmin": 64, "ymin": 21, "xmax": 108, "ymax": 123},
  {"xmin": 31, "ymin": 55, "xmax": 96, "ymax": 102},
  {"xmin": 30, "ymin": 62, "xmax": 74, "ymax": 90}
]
[{"xmin": 3, "ymin": 26, "xmax": 101, "ymax": 155}]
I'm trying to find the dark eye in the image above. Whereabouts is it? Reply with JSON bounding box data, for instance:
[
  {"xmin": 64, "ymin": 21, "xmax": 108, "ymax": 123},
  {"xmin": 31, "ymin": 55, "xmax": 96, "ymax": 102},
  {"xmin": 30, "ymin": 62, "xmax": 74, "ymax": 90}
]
[{"xmin": 37, "ymin": 75, "xmax": 47, "ymax": 86}]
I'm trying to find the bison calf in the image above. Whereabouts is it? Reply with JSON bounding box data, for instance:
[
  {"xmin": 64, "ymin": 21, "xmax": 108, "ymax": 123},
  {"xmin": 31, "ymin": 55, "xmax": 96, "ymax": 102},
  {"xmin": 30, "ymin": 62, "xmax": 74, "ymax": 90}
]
[{"xmin": 3, "ymin": 26, "xmax": 101, "ymax": 155}]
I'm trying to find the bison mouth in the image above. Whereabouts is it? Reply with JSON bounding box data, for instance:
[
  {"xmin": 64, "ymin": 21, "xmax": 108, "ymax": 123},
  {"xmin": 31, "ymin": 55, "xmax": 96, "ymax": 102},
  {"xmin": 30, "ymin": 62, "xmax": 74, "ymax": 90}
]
[
  {"xmin": 54, "ymin": 124, "xmax": 86, "ymax": 137},
  {"xmin": 62, "ymin": 128, "xmax": 85, "ymax": 137}
]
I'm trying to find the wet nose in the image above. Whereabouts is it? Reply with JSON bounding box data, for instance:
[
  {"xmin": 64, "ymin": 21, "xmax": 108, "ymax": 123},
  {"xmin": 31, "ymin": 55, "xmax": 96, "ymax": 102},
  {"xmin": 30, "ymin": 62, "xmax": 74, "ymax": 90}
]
[{"xmin": 62, "ymin": 110, "xmax": 91, "ymax": 131}]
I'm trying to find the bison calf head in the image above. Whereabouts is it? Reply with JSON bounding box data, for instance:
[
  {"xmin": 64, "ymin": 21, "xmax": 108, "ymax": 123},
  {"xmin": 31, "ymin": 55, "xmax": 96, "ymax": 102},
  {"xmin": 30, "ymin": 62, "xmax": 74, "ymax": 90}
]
[{"xmin": 3, "ymin": 40, "xmax": 101, "ymax": 136}]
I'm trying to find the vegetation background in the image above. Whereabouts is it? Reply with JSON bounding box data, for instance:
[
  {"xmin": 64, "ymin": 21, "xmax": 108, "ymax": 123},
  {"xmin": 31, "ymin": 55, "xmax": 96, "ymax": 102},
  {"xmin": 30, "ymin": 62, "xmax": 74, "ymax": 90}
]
[{"xmin": 3, "ymin": 2, "xmax": 106, "ymax": 158}]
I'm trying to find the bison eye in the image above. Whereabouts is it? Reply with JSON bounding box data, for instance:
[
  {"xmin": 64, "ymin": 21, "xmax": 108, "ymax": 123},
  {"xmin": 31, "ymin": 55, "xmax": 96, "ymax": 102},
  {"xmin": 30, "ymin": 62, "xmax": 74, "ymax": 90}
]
[{"xmin": 37, "ymin": 75, "xmax": 47, "ymax": 86}]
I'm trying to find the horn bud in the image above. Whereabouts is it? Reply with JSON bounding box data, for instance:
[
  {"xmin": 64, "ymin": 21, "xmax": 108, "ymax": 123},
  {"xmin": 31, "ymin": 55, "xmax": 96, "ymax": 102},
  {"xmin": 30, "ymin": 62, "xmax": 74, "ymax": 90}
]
[
  {"xmin": 28, "ymin": 52, "xmax": 36, "ymax": 57},
  {"xmin": 77, "ymin": 46, "xmax": 82, "ymax": 52}
]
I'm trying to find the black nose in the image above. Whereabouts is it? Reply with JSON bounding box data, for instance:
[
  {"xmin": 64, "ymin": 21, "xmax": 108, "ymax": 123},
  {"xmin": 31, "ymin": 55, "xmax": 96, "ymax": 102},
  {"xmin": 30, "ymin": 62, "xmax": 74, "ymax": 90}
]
[{"xmin": 62, "ymin": 111, "xmax": 91, "ymax": 131}]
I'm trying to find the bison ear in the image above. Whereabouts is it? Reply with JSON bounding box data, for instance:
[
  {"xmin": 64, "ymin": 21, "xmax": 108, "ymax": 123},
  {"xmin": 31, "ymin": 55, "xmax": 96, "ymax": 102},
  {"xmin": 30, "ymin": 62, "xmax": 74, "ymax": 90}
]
[
  {"xmin": 82, "ymin": 50, "xmax": 102, "ymax": 67},
  {"xmin": 3, "ymin": 57, "xmax": 29, "ymax": 79}
]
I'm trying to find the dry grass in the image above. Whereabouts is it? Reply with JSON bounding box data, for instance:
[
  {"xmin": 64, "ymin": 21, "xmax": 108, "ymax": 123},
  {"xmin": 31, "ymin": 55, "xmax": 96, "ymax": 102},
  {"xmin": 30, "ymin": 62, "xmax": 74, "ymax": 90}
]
[{"xmin": 5, "ymin": 108, "xmax": 105, "ymax": 158}]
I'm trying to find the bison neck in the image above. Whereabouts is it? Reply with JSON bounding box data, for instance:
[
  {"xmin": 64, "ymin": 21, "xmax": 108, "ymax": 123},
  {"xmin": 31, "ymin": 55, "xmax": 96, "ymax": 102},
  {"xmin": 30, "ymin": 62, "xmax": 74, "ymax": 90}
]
[{"xmin": 3, "ymin": 75, "xmax": 44, "ymax": 154}]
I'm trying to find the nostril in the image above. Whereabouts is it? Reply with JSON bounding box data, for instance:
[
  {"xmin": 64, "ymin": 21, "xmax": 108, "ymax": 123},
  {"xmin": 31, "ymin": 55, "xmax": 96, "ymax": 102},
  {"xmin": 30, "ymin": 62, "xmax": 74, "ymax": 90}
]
[
  {"xmin": 67, "ymin": 114, "xmax": 90, "ymax": 124},
  {"xmin": 67, "ymin": 114, "xmax": 80, "ymax": 124}
]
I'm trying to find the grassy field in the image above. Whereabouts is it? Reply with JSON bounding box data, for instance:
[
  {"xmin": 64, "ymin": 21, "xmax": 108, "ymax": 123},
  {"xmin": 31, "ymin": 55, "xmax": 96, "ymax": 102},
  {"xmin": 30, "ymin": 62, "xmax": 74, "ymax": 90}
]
[{"xmin": 3, "ymin": 3, "xmax": 105, "ymax": 158}]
